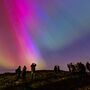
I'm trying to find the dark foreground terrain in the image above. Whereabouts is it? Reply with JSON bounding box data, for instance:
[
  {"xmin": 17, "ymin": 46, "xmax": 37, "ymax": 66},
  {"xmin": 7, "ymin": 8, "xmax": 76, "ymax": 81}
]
[{"xmin": 0, "ymin": 70, "xmax": 90, "ymax": 90}]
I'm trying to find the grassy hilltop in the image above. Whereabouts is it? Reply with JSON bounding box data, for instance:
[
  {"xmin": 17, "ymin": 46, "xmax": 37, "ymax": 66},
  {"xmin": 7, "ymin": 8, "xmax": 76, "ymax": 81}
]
[{"xmin": 0, "ymin": 70, "xmax": 90, "ymax": 90}]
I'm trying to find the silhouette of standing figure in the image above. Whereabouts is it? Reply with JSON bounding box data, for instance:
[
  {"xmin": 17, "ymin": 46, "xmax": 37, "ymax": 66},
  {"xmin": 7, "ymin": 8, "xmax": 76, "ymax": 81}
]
[
  {"xmin": 54, "ymin": 65, "xmax": 57, "ymax": 73},
  {"xmin": 86, "ymin": 62, "xmax": 90, "ymax": 72},
  {"xmin": 30, "ymin": 63, "xmax": 36, "ymax": 80},
  {"xmin": 57, "ymin": 66, "xmax": 60, "ymax": 72},
  {"xmin": 22, "ymin": 66, "xmax": 27, "ymax": 80},
  {"xmin": 15, "ymin": 66, "xmax": 21, "ymax": 80},
  {"xmin": 67, "ymin": 64, "xmax": 71, "ymax": 72}
]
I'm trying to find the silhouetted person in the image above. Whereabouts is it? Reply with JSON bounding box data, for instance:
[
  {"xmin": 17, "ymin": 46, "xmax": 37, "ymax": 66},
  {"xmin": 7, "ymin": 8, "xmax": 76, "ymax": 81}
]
[
  {"xmin": 30, "ymin": 63, "xmax": 36, "ymax": 80},
  {"xmin": 67, "ymin": 63, "xmax": 76, "ymax": 73},
  {"xmin": 75, "ymin": 62, "xmax": 80, "ymax": 73},
  {"xmin": 57, "ymin": 66, "xmax": 60, "ymax": 72},
  {"xmin": 22, "ymin": 66, "xmax": 27, "ymax": 79},
  {"xmin": 54, "ymin": 65, "xmax": 57, "ymax": 73},
  {"xmin": 67, "ymin": 64, "xmax": 71, "ymax": 72},
  {"xmin": 79, "ymin": 62, "xmax": 86, "ymax": 74},
  {"xmin": 71, "ymin": 64, "xmax": 76, "ymax": 73},
  {"xmin": 78, "ymin": 62, "xmax": 86, "ymax": 79},
  {"xmin": 86, "ymin": 62, "xmax": 90, "ymax": 72},
  {"xmin": 15, "ymin": 66, "xmax": 21, "ymax": 80}
]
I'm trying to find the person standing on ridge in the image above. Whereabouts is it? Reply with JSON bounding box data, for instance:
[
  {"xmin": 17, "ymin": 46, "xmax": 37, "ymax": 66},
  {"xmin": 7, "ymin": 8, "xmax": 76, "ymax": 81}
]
[
  {"xmin": 30, "ymin": 63, "xmax": 36, "ymax": 80},
  {"xmin": 22, "ymin": 66, "xmax": 27, "ymax": 80},
  {"xmin": 15, "ymin": 66, "xmax": 21, "ymax": 80}
]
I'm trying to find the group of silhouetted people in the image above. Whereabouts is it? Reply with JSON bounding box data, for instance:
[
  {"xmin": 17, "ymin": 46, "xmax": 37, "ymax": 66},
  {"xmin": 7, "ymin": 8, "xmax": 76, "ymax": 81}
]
[
  {"xmin": 67, "ymin": 62, "xmax": 90, "ymax": 80},
  {"xmin": 15, "ymin": 63, "xmax": 36, "ymax": 81},
  {"xmin": 54, "ymin": 65, "xmax": 60, "ymax": 73},
  {"xmin": 67, "ymin": 62, "xmax": 90, "ymax": 73},
  {"xmin": 15, "ymin": 62, "xmax": 90, "ymax": 81},
  {"xmin": 67, "ymin": 62, "xmax": 90, "ymax": 78},
  {"xmin": 15, "ymin": 66, "xmax": 27, "ymax": 80}
]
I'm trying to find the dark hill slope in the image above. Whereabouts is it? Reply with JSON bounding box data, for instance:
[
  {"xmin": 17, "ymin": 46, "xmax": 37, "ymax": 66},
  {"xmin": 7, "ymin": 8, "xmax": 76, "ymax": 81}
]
[{"xmin": 0, "ymin": 70, "xmax": 90, "ymax": 90}]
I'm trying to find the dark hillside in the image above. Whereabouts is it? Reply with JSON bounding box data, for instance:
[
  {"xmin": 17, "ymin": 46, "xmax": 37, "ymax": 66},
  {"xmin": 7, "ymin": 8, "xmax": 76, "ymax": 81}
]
[{"xmin": 0, "ymin": 70, "xmax": 90, "ymax": 90}]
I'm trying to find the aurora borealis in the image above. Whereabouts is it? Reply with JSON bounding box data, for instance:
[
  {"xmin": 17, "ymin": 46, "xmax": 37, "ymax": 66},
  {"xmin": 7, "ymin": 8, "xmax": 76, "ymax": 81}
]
[{"xmin": 0, "ymin": 0, "xmax": 90, "ymax": 72}]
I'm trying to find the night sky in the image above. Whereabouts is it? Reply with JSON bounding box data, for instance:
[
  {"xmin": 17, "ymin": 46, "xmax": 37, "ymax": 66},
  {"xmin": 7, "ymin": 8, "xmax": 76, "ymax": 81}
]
[{"xmin": 0, "ymin": 0, "xmax": 90, "ymax": 72}]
